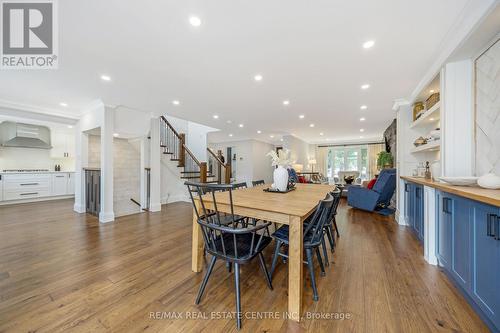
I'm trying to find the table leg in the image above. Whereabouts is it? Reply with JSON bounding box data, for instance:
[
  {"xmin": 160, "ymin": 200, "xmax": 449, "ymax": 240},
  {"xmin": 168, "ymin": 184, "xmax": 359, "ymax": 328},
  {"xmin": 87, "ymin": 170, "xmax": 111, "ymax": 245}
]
[
  {"xmin": 192, "ymin": 203, "xmax": 204, "ymax": 272},
  {"xmin": 288, "ymin": 215, "xmax": 303, "ymax": 322}
]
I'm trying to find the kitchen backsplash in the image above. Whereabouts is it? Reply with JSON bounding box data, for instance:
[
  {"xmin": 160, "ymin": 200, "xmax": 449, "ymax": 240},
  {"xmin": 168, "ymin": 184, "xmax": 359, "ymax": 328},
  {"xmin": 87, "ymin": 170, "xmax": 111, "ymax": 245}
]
[
  {"xmin": 475, "ymin": 39, "xmax": 500, "ymax": 176},
  {"xmin": 0, "ymin": 147, "xmax": 75, "ymax": 171}
]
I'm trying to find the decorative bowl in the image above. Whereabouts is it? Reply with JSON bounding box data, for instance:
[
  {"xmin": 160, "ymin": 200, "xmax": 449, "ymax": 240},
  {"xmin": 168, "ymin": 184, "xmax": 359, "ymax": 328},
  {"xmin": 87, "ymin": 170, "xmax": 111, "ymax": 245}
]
[
  {"xmin": 438, "ymin": 177, "xmax": 479, "ymax": 186},
  {"xmin": 414, "ymin": 137, "xmax": 427, "ymax": 147}
]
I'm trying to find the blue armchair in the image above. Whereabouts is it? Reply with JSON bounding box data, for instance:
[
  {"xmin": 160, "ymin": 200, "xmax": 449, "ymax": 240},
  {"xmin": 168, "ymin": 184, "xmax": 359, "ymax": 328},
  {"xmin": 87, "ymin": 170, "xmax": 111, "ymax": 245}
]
[{"xmin": 347, "ymin": 168, "xmax": 396, "ymax": 212}]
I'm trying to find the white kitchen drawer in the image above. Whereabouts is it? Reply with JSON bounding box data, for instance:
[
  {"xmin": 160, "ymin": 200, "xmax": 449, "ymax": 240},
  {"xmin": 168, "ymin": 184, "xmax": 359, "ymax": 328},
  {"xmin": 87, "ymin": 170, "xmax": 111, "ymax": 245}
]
[
  {"xmin": 3, "ymin": 178, "xmax": 51, "ymax": 191},
  {"xmin": 3, "ymin": 189, "xmax": 51, "ymax": 201}
]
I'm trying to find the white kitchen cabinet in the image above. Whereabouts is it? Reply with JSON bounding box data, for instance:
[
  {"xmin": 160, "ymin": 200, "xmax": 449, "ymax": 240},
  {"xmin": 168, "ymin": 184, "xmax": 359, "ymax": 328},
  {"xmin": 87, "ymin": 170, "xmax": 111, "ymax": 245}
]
[
  {"xmin": 0, "ymin": 175, "xmax": 3, "ymax": 202},
  {"xmin": 52, "ymin": 173, "xmax": 68, "ymax": 196},
  {"xmin": 50, "ymin": 131, "xmax": 75, "ymax": 158},
  {"xmin": 67, "ymin": 172, "xmax": 75, "ymax": 195},
  {"xmin": 2, "ymin": 174, "xmax": 51, "ymax": 201}
]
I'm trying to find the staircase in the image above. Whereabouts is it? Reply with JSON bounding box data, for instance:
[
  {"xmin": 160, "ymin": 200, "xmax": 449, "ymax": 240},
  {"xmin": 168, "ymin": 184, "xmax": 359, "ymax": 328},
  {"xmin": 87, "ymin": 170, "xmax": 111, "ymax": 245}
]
[{"xmin": 159, "ymin": 116, "xmax": 231, "ymax": 184}]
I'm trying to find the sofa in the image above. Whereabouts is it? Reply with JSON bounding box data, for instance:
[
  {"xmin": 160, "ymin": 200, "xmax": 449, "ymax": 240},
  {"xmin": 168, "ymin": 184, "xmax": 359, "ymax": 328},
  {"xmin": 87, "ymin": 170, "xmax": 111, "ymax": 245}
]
[{"xmin": 347, "ymin": 168, "xmax": 396, "ymax": 212}]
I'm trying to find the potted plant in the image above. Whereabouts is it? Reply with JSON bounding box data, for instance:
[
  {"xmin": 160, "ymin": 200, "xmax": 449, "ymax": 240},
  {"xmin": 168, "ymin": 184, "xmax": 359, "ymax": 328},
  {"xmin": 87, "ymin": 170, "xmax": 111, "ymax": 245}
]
[
  {"xmin": 377, "ymin": 151, "xmax": 393, "ymax": 170},
  {"xmin": 266, "ymin": 149, "xmax": 291, "ymax": 191}
]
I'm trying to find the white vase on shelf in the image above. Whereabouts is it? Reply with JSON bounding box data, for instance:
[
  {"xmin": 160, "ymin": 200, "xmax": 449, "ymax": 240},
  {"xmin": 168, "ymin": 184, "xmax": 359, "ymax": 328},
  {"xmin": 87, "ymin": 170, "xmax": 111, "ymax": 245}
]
[{"xmin": 273, "ymin": 166, "xmax": 289, "ymax": 191}]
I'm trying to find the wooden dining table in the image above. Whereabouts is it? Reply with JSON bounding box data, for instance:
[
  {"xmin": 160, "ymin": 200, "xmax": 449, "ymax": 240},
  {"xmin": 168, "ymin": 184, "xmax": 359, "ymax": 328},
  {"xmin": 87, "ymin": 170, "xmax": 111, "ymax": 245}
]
[{"xmin": 191, "ymin": 183, "xmax": 335, "ymax": 322}]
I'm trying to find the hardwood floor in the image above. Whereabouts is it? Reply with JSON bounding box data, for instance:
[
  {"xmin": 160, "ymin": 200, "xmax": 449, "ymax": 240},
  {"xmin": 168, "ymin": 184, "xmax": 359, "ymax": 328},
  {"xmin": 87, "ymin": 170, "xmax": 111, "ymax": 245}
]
[{"xmin": 0, "ymin": 199, "xmax": 489, "ymax": 332}]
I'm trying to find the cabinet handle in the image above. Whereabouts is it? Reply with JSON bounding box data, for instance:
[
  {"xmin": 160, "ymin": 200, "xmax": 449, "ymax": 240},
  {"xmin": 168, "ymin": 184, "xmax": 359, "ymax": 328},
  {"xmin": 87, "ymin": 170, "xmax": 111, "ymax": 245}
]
[
  {"xmin": 20, "ymin": 183, "xmax": 39, "ymax": 186},
  {"xmin": 443, "ymin": 197, "xmax": 452, "ymax": 214},
  {"xmin": 496, "ymin": 216, "xmax": 500, "ymax": 241},
  {"xmin": 405, "ymin": 184, "xmax": 409, "ymax": 192},
  {"xmin": 416, "ymin": 187, "xmax": 420, "ymax": 198},
  {"xmin": 487, "ymin": 214, "xmax": 495, "ymax": 237},
  {"xmin": 56, "ymin": 175, "xmax": 65, "ymax": 178},
  {"xmin": 20, "ymin": 192, "xmax": 38, "ymax": 196}
]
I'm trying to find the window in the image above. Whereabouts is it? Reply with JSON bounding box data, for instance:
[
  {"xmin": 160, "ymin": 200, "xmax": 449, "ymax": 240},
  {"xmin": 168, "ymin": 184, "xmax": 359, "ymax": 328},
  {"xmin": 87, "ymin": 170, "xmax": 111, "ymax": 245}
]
[{"xmin": 326, "ymin": 146, "xmax": 368, "ymax": 179}]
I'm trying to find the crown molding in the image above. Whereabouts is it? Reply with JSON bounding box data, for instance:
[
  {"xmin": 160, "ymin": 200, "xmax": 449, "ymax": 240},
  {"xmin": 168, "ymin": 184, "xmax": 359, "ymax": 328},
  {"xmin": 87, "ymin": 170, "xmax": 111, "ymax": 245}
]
[
  {"xmin": 392, "ymin": 98, "xmax": 410, "ymax": 111},
  {"xmin": 409, "ymin": 0, "xmax": 498, "ymax": 103}
]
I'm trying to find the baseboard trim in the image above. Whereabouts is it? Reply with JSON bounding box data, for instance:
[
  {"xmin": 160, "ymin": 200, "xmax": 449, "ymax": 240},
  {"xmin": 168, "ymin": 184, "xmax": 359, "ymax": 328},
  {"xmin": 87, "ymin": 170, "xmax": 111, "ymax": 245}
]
[
  {"xmin": 162, "ymin": 194, "xmax": 190, "ymax": 204},
  {"xmin": 99, "ymin": 211, "xmax": 115, "ymax": 223},
  {"xmin": 150, "ymin": 203, "xmax": 162, "ymax": 212},
  {"xmin": 74, "ymin": 203, "xmax": 86, "ymax": 213}
]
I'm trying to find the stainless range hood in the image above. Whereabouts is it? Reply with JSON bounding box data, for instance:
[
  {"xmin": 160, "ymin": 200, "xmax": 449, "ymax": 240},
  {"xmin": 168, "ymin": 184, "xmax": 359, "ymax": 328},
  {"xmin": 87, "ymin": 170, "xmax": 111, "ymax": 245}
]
[{"xmin": 0, "ymin": 122, "xmax": 52, "ymax": 149}]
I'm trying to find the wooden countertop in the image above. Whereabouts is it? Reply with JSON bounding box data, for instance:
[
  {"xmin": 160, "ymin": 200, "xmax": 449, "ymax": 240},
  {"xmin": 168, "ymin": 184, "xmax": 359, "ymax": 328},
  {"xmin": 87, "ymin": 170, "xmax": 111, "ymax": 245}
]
[{"xmin": 401, "ymin": 176, "xmax": 500, "ymax": 207}]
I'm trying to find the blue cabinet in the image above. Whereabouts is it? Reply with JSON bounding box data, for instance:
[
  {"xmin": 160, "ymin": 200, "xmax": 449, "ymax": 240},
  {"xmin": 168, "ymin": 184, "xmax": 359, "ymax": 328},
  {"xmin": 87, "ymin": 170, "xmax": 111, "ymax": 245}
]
[
  {"xmin": 436, "ymin": 191, "xmax": 452, "ymax": 269},
  {"xmin": 436, "ymin": 190, "xmax": 500, "ymax": 331},
  {"xmin": 405, "ymin": 181, "xmax": 424, "ymax": 243},
  {"xmin": 450, "ymin": 195, "xmax": 471, "ymax": 290},
  {"xmin": 471, "ymin": 202, "xmax": 500, "ymax": 329}
]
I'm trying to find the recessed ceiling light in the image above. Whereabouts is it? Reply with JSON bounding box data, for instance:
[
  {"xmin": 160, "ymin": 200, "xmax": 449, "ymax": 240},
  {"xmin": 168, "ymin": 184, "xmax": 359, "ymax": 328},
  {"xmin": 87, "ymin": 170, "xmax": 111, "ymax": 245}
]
[
  {"xmin": 67, "ymin": 125, "xmax": 73, "ymax": 129},
  {"xmin": 309, "ymin": 124, "xmax": 315, "ymax": 128},
  {"xmin": 429, "ymin": 89, "xmax": 435, "ymax": 93},
  {"xmin": 299, "ymin": 115, "xmax": 305, "ymax": 119},
  {"xmin": 361, "ymin": 84, "xmax": 370, "ymax": 90},
  {"xmin": 283, "ymin": 100, "xmax": 290, "ymax": 106},
  {"xmin": 270, "ymin": 135, "xmax": 274, "ymax": 138},
  {"xmin": 319, "ymin": 132, "xmax": 324, "ymax": 136},
  {"xmin": 213, "ymin": 115, "xmax": 219, "ymax": 119},
  {"xmin": 254, "ymin": 74, "xmax": 263, "ymax": 81},
  {"xmin": 59, "ymin": 102, "xmax": 68, "ymax": 107},
  {"xmin": 189, "ymin": 16, "xmax": 201, "ymax": 27},
  {"xmin": 257, "ymin": 130, "xmax": 262, "ymax": 134},
  {"xmin": 228, "ymin": 134, "xmax": 233, "ymax": 137},
  {"xmin": 226, "ymin": 120, "xmax": 232, "ymax": 124},
  {"xmin": 360, "ymin": 136, "xmax": 364, "ymax": 139},
  {"xmin": 360, "ymin": 105, "xmax": 367, "ymax": 110},
  {"xmin": 172, "ymin": 100, "xmax": 180, "ymax": 105},
  {"xmin": 113, "ymin": 133, "xmax": 119, "ymax": 137},
  {"xmin": 363, "ymin": 40, "xmax": 375, "ymax": 49},
  {"xmin": 100, "ymin": 75, "xmax": 111, "ymax": 81},
  {"xmin": 280, "ymin": 138, "xmax": 284, "ymax": 142},
  {"xmin": 360, "ymin": 129, "xmax": 365, "ymax": 132},
  {"xmin": 429, "ymin": 118, "xmax": 435, "ymax": 121},
  {"xmin": 360, "ymin": 117, "xmax": 366, "ymax": 121},
  {"xmin": 238, "ymin": 124, "xmax": 244, "ymax": 128}
]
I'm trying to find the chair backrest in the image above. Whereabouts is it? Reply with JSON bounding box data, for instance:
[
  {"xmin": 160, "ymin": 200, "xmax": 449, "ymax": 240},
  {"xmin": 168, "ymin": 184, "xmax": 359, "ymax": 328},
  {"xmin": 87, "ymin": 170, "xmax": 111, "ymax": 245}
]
[
  {"xmin": 185, "ymin": 181, "xmax": 271, "ymax": 261},
  {"xmin": 304, "ymin": 193, "xmax": 334, "ymax": 245},
  {"xmin": 232, "ymin": 181, "xmax": 247, "ymax": 190},
  {"xmin": 252, "ymin": 180, "xmax": 265, "ymax": 186},
  {"xmin": 331, "ymin": 188, "xmax": 342, "ymax": 216},
  {"xmin": 372, "ymin": 168, "xmax": 396, "ymax": 204}
]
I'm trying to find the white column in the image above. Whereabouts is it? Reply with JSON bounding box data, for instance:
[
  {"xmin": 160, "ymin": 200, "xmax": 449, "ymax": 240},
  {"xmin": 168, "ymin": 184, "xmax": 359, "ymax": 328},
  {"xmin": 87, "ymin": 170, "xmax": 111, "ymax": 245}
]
[
  {"xmin": 73, "ymin": 128, "xmax": 88, "ymax": 213},
  {"xmin": 140, "ymin": 137, "xmax": 149, "ymax": 209},
  {"xmin": 442, "ymin": 60, "xmax": 474, "ymax": 177},
  {"xmin": 99, "ymin": 107, "xmax": 115, "ymax": 223},
  {"xmin": 149, "ymin": 117, "xmax": 161, "ymax": 212},
  {"xmin": 424, "ymin": 185, "xmax": 438, "ymax": 265}
]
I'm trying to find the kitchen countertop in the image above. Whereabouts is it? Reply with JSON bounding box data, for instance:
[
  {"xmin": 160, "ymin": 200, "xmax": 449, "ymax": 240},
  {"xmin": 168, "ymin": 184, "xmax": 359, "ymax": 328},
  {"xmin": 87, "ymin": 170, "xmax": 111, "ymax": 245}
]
[
  {"xmin": 401, "ymin": 176, "xmax": 500, "ymax": 207},
  {"xmin": 0, "ymin": 171, "xmax": 75, "ymax": 175}
]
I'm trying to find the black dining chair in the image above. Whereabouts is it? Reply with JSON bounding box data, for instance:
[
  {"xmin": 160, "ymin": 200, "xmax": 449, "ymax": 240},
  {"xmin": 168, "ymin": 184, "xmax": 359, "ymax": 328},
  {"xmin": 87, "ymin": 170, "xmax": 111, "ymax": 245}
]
[
  {"xmin": 185, "ymin": 181, "xmax": 273, "ymax": 330},
  {"xmin": 323, "ymin": 188, "xmax": 342, "ymax": 254},
  {"xmin": 252, "ymin": 180, "xmax": 265, "ymax": 186},
  {"xmin": 232, "ymin": 182, "xmax": 248, "ymax": 189},
  {"xmin": 269, "ymin": 193, "xmax": 334, "ymax": 301}
]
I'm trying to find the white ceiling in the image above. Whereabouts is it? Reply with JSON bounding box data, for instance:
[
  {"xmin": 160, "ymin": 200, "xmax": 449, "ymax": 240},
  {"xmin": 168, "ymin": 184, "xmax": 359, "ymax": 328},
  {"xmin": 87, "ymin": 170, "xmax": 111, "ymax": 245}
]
[{"xmin": 0, "ymin": 0, "xmax": 472, "ymax": 144}]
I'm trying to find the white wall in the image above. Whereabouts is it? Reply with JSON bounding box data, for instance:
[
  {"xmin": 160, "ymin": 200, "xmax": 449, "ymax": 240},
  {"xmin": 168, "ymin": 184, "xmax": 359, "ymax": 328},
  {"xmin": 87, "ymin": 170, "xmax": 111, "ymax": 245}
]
[
  {"xmin": 114, "ymin": 107, "xmax": 151, "ymax": 138},
  {"xmin": 252, "ymin": 140, "xmax": 275, "ymax": 184},
  {"xmin": 283, "ymin": 135, "xmax": 312, "ymax": 168},
  {"xmin": 208, "ymin": 139, "xmax": 275, "ymax": 186}
]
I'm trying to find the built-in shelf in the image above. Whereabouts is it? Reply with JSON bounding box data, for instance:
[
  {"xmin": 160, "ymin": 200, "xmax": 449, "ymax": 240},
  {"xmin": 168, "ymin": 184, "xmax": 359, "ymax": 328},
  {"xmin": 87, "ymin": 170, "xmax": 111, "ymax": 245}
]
[
  {"xmin": 410, "ymin": 140, "xmax": 441, "ymax": 153},
  {"xmin": 410, "ymin": 101, "xmax": 441, "ymax": 129}
]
